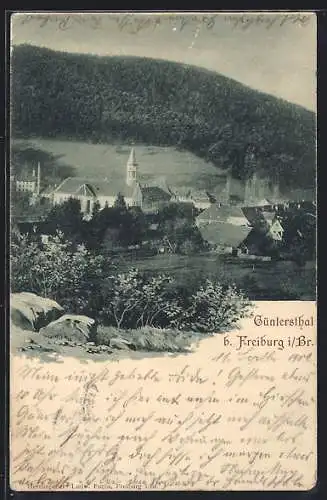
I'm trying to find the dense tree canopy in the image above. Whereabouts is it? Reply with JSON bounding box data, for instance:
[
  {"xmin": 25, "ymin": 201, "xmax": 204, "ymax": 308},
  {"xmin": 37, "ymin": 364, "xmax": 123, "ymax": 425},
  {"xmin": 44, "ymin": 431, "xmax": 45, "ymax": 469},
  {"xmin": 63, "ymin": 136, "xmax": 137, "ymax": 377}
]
[
  {"xmin": 82, "ymin": 195, "xmax": 147, "ymax": 250},
  {"xmin": 280, "ymin": 208, "xmax": 316, "ymax": 262},
  {"xmin": 154, "ymin": 203, "xmax": 205, "ymax": 254},
  {"xmin": 11, "ymin": 45, "xmax": 316, "ymax": 191},
  {"xmin": 43, "ymin": 198, "xmax": 84, "ymax": 247}
]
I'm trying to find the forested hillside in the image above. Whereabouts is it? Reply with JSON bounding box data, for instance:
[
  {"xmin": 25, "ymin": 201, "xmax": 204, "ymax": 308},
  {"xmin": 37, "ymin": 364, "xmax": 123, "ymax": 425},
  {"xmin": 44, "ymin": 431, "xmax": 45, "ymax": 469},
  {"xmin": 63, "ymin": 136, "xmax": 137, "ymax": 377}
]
[{"xmin": 11, "ymin": 45, "xmax": 316, "ymax": 190}]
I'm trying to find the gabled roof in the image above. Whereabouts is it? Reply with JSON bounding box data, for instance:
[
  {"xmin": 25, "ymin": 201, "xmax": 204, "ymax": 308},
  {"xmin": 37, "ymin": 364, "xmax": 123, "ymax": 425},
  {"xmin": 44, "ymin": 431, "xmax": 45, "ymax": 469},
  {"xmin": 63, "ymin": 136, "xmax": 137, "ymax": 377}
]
[
  {"xmin": 199, "ymin": 222, "xmax": 252, "ymax": 248},
  {"xmin": 240, "ymin": 228, "xmax": 267, "ymax": 250},
  {"xmin": 40, "ymin": 185, "xmax": 55, "ymax": 195},
  {"xmin": 269, "ymin": 218, "xmax": 284, "ymax": 230},
  {"xmin": 141, "ymin": 186, "xmax": 172, "ymax": 203},
  {"xmin": 197, "ymin": 204, "xmax": 248, "ymax": 222},
  {"xmin": 191, "ymin": 190, "xmax": 213, "ymax": 202},
  {"xmin": 52, "ymin": 177, "xmax": 137, "ymax": 198},
  {"xmin": 75, "ymin": 184, "xmax": 97, "ymax": 197},
  {"xmin": 142, "ymin": 176, "xmax": 173, "ymax": 195}
]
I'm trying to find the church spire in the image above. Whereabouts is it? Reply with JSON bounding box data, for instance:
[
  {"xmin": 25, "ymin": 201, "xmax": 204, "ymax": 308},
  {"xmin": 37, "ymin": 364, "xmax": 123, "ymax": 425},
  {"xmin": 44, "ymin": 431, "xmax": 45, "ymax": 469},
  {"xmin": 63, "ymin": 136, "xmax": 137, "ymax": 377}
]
[
  {"xmin": 126, "ymin": 147, "xmax": 138, "ymax": 186},
  {"xmin": 128, "ymin": 147, "xmax": 137, "ymax": 166}
]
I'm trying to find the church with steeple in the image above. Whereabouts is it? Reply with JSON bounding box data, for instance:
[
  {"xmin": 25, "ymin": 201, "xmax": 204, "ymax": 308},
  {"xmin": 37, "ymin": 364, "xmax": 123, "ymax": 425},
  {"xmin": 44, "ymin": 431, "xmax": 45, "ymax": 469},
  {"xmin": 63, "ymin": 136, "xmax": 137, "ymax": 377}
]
[
  {"xmin": 47, "ymin": 147, "xmax": 173, "ymax": 216},
  {"xmin": 42, "ymin": 145, "xmax": 284, "ymax": 220},
  {"xmin": 126, "ymin": 148, "xmax": 138, "ymax": 186}
]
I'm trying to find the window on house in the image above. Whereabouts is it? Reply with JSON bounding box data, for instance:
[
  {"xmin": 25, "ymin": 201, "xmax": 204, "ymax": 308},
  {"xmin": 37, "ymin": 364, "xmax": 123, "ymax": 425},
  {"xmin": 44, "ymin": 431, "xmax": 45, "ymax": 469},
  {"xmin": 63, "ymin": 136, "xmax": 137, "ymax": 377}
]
[{"xmin": 86, "ymin": 200, "xmax": 91, "ymax": 213}]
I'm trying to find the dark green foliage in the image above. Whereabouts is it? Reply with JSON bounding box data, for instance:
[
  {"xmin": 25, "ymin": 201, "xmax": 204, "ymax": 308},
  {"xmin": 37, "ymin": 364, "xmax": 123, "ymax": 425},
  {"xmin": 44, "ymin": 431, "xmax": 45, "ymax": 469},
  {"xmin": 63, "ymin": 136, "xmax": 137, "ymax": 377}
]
[
  {"xmin": 11, "ymin": 235, "xmax": 251, "ymax": 333},
  {"xmin": 154, "ymin": 202, "xmax": 205, "ymax": 254},
  {"xmin": 177, "ymin": 280, "xmax": 252, "ymax": 333},
  {"xmin": 91, "ymin": 200, "xmax": 101, "ymax": 218},
  {"xmin": 99, "ymin": 268, "xmax": 252, "ymax": 332},
  {"xmin": 12, "ymin": 45, "xmax": 315, "ymax": 190},
  {"xmin": 10, "ymin": 190, "xmax": 53, "ymax": 222},
  {"xmin": 10, "ymin": 233, "xmax": 113, "ymax": 317},
  {"xmin": 43, "ymin": 198, "xmax": 84, "ymax": 246},
  {"xmin": 58, "ymin": 199, "xmax": 205, "ymax": 255},
  {"xmin": 280, "ymin": 208, "xmax": 316, "ymax": 262},
  {"xmin": 83, "ymin": 203, "xmax": 147, "ymax": 250},
  {"xmin": 156, "ymin": 202, "xmax": 197, "ymax": 223},
  {"xmin": 113, "ymin": 192, "xmax": 127, "ymax": 210},
  {"xmin": 10, "ymin": 191, "xmax": 32, "ymax": 218}
]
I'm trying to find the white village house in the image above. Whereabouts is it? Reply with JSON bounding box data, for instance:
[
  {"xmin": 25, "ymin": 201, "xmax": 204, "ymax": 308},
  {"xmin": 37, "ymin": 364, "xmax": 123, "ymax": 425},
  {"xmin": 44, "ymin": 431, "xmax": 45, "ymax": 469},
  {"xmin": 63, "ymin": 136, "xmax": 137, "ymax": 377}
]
[
  {"xmin": 45, "ymin": 148, "xmax": 172, "ymax": 215},
  {"xmin": 171, "ymin": 187, "xmax": 213, "ymax": 211},
  {"xmin": 37, "ymin": 148, "xmax": 288, "ymax": 221},
  {"xmin": 15, "ymin": 162, "xmax": 41, "ymax": 194},
  {"xmin": 44, "ymin": 149, "xmax": 242, "ymax": 215},
  {"xmin": 267, "ymin": 216, "xmax": 284, "ymax": 241},
  {"xmin": 195, "ymin": 203, "xmax": 285, "ymax": 253}
]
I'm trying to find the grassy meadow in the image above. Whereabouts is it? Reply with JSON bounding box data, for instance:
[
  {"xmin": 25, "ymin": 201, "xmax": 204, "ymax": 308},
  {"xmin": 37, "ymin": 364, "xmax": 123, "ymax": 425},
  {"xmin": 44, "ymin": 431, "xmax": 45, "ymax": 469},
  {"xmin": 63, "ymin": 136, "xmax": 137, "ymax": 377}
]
[
  {"xmin": 111, "ymin": 253, "xmax": 316, "ymax": 301},
  {"xmin": 13, "ymin": 137, "xmax": 223, "ymax": 190}
]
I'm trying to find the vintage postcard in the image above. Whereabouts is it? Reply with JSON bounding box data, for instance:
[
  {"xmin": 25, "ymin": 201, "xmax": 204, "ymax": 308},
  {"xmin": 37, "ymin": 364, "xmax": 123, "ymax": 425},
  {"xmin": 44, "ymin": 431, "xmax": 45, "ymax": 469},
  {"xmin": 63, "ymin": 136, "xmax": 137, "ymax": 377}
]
[{"xmin": 9, "ymin": 11, "xmax": 317, "ymax": 491}]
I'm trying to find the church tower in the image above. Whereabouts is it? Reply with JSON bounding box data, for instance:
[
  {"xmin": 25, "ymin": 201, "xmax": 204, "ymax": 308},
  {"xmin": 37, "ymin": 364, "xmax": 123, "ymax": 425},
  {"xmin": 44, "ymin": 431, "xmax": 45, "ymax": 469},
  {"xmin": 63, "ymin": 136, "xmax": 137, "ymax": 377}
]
[{"xmin": 126, "ymin": 148, "xmax": 138, "ymax": 186}]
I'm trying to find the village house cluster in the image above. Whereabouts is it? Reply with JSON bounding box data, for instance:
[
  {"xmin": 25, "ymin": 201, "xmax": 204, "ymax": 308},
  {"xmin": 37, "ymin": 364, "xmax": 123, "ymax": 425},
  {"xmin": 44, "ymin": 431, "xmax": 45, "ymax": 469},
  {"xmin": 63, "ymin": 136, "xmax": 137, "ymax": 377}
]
[
  {"xmin": 12, "ymin": 148, "xmax": 315, "ymax": 257},
  {"xmin": 14, "ymin": 162, "xmax": 41, "ymax": 194}
]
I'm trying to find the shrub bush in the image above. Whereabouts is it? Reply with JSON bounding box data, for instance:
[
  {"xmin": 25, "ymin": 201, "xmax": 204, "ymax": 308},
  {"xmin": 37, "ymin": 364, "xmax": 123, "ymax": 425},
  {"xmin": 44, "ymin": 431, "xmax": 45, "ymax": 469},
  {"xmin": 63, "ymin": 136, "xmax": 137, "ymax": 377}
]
[
  {"xmin": 100, "ymin": 269, "xmax": 184, "ymax": 329},
  {"xmin": 11, "ymin": 234, "xmax": 252, "ymax": 333},
  {"xmin": 100, "ymin": 270, "xmax": 251, "ymax": 332},
  {"xmin": 10, "ymin": 232, "xmax": 113, "ymax": 317},
  {"xmin": 96, "ymin": 325, "xmax": 194, "ymax": 352}
]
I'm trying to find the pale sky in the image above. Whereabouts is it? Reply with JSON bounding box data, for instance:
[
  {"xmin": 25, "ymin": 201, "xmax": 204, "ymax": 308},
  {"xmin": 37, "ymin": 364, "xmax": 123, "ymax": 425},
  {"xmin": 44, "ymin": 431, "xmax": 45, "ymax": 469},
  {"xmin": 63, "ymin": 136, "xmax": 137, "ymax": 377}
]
[{"xmin": 11, "ymin": 12, "xmax": 317, "ymax": 111}]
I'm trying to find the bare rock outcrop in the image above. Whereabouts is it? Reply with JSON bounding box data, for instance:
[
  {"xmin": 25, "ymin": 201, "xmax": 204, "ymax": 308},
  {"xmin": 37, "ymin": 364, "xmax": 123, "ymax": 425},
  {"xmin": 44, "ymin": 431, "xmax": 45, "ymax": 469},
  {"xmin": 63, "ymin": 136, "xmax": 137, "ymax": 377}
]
[
  {"xmin": 10, "ymin": 292, "xmax": 64, "ymax": 331},
  {"xmin": 39, "ymin": 314, "xmax": 97, "ymax": 343}
]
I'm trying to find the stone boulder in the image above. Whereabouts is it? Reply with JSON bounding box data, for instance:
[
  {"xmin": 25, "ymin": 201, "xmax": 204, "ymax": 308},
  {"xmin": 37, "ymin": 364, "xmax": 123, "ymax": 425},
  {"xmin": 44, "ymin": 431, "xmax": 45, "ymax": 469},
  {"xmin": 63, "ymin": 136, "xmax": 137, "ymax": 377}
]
[
  {"xmin": 10, "ymin": 292, "xmax": 64, "ymax": 331},
  {"xmin": 39, "ymin": 314, "xmax": 97, "ymax": 343}
]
